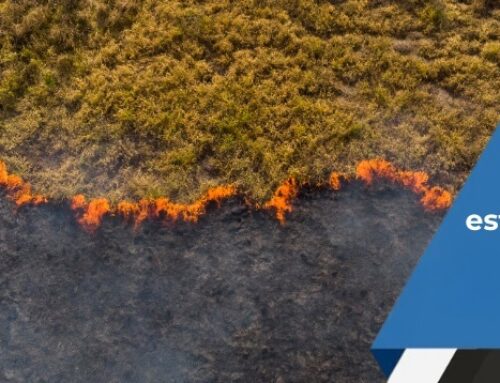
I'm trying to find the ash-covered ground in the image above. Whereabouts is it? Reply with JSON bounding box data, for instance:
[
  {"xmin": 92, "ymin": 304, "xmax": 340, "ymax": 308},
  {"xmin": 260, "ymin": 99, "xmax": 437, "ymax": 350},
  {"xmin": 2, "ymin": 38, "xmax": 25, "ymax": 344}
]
[{"xmin": 0, "ymin": 183, "xmax": 443, "ymax": 383}]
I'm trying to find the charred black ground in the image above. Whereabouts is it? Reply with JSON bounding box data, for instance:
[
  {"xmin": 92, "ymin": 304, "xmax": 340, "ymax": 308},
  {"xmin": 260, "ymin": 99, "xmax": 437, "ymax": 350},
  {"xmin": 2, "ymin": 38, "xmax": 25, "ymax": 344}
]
[{"xmin": 0, "ymin": 182, "xmax": 442, "ymax": 382}]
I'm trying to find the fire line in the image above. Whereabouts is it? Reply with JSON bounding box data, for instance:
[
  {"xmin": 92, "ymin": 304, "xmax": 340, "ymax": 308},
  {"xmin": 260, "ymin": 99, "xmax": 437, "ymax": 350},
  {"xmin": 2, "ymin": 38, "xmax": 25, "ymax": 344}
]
[{"xmin": 0, "ymin": 159, "xmax": 452, "ymax": 232}]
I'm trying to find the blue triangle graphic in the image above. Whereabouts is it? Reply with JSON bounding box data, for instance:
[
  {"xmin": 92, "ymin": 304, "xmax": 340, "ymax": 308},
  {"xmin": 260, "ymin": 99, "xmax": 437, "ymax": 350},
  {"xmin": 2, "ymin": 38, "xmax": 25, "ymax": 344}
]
[{"xmin": 372, "ymin": 124, "xmax": 500, "ymax": 376}]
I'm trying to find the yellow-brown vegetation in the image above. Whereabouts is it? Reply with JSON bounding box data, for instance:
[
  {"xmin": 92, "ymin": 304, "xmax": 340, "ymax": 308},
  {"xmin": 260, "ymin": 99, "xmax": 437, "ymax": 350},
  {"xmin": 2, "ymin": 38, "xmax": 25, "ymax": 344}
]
[{"xmin": 0, "ymin": 0, "xmax": 498, "ymax": 202}]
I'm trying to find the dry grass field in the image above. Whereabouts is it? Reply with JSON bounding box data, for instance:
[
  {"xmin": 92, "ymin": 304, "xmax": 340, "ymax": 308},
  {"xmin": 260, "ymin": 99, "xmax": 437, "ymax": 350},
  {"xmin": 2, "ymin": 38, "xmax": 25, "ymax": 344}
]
[{"xmin": 0, "ymin": 0, "xmax": 498, "ymax": 202}]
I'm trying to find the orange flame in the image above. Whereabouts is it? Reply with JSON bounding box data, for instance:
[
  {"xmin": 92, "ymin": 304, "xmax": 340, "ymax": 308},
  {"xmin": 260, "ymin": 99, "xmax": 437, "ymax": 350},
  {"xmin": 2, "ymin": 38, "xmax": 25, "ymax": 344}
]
[
  {"xmin": 264, "ymin": 178, "xmax": 299, "ymax": 224},
  {"xmin": 0, "ymin": 161, "xmax": 47, "ymax": 207},
  {"xmin": 356, "ymin": 159, "xmax": 397, "ymax": 185},
  {"xmin": 74, "ymin": 198, "xmax": 111, "ymax": 232},
  {"xmin": 398, "ymin": 171, "xmax": 429, "ymax": 194},
  {"xmin": 71, "ymin": 194, "xmax": 87, "ymax": 210},
  {"xmin": 329, "ymin": 172, "xmax": 346, "ymax": 191},
  {"xmin": 116, "ymin": 201, "xmax": 140, "ymax": 220},
  {"xmin": 421, "ymin": 187, "xmax": 453, "ymax": 212},
  {"xmin": 113, "ymin": 185, "xmax": 237, "ymax": 230},
  {"xmin": 0, "ymin": 159, "xmax": 452, "ymax": 232},
  {"xmin": 135, "ymin": 199, "xmax": 152, "ymax": 228},
  {"xmin": 356, "ymin": 159, "xmax": 452, "ymax": 211}
]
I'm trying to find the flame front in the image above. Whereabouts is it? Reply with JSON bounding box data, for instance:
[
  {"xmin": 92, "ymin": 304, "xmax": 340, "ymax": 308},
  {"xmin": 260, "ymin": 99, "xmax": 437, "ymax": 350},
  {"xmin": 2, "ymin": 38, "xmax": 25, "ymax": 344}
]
[
  {"xmin": 264, "ymin": 179, "xmax": 299, "ymax": 224},
  {"xmin": 71, "ymin": 195, "xmax": 111, "ymax": 232},
  {"xmin": 356, "ymin": 159, "xmax": 452, "ymax": 211},
  {"xmin": 0, "ymin": 161, "xmax": 47, "ymax": 207},
  {"xmin": 0, "ymin": 159, "xmax": 452, "ymax": 232},
  {"xmin": 71, "ymin": 194, "xmax": 87, "ymax": 210},
  {"xmin": 116, "ymin": 201, "xmax": 140, "ymax": 220},
  {"xmin": 115, "ymin": 185, "xmax": 238, "ymax": 229},
  {"xmin": 70, "ymin": 187, "xmax": 238, "ymax": 232},
  {"xmin": 329, "ymin": 172, "xmax": 345, "ymax": 191}
]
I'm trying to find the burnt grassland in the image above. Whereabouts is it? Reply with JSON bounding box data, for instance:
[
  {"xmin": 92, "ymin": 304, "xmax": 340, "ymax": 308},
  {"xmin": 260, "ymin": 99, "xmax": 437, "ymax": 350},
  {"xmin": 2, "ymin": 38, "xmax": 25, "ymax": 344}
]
[
  {"xmin": 0, "ymin": 0, "xmax": 499, "ymax": 203},
  {"xmin": 0, "ymin": 183, "xmax": 443, "ymax": 382}
]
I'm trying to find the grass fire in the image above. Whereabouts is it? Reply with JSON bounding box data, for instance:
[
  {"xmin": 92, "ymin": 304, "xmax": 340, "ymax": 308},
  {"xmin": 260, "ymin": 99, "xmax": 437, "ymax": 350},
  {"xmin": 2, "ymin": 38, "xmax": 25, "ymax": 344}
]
[
  {"xmin": 0, "ymin": 1, "xmax": 496, "ymax": 381},
  {"xmin": 0, "ymin": 169, "xmax": 444, "ymax": 382},
  {"xmin": 0, "ymin": 158, "xmax": 451, "ymax": 232}
]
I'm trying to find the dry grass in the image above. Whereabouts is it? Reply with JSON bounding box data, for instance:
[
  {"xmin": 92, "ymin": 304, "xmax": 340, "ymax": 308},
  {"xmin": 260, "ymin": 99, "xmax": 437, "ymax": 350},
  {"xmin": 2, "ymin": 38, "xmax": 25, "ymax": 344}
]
[{"xmin": 0, "ymin": 0, "xmax": 499, "ymax": 202}]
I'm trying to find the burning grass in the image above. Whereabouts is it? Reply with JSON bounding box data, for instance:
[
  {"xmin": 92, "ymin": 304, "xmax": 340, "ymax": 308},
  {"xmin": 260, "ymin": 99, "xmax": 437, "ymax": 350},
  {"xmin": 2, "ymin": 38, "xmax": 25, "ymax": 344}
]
[
  {"xmin": 0, "ymin": 176, "xmax": 442, "ymax": 383},
  {"xmin": 71, "ymin": 185, "xmax": 237, "ymax": 232},
  {"xmin": 356, "ymin": 159, "xmax": 452, "ymax": 212},
  {"xmin": 0, "ymin": 159, "xmax": 451, "ymax": 232},
  {"xmin": 0, "ymin": 161, "xmax": 47, "ymax": 207},
  {"xmin": 263, "ymin": 179, "xmax": 299, "ymax": 224}
]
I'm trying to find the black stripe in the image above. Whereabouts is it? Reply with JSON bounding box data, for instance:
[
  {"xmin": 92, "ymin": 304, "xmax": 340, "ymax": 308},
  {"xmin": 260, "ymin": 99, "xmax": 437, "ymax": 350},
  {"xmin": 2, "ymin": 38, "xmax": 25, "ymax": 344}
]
[
  {"xmin": 439, "ymin": 350, "xmax": 490, "ymax": 383},
  {"xmin": 471, "ymin": 350, "xmax": 500, "ymax": 382}
]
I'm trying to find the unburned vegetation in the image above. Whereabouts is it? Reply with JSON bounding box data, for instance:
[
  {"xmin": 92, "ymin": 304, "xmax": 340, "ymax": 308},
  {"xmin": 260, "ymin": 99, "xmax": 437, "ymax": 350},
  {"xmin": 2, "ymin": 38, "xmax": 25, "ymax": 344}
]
[{"xmin": 0, "ymin": 0, "xmax": 499, "ymax": 202}]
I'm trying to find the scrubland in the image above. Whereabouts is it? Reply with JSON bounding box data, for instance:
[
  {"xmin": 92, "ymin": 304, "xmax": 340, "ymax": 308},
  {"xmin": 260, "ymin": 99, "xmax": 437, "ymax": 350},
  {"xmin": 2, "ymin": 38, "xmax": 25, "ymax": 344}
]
[{"xmin": 0, "ymin": 0, "xmax": 498, "ymax": 202}]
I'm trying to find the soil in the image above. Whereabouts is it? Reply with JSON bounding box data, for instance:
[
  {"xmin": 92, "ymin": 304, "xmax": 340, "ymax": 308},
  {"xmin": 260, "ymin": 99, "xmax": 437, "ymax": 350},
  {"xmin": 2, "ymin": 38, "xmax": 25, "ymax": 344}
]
[{"xmin": 0, "ymin": 182, "xmax": 443, "ymax": 383}]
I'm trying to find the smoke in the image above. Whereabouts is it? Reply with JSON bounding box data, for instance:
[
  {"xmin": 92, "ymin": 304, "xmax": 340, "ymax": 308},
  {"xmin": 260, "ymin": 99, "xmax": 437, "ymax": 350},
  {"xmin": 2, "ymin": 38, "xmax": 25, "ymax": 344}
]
[{"xmin": 0, "ymin": 159, "xmax": 452, "ymax": 232}]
